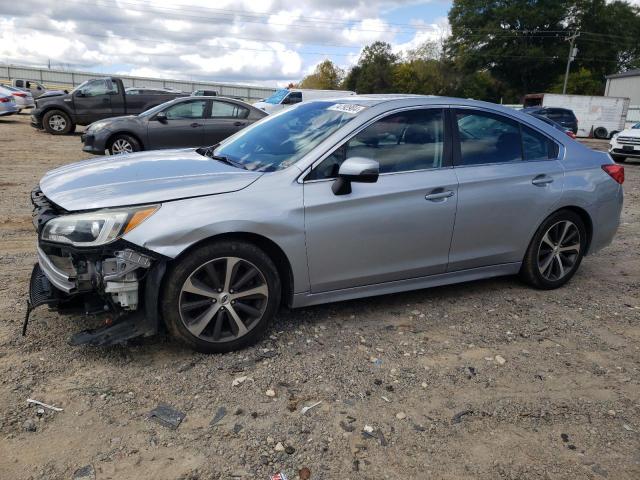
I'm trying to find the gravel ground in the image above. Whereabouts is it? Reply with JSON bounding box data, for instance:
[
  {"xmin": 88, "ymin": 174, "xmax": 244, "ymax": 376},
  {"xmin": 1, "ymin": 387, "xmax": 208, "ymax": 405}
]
[{"xmin": 0, "ymin": 114, "xmax": 639, "ymax": 480}]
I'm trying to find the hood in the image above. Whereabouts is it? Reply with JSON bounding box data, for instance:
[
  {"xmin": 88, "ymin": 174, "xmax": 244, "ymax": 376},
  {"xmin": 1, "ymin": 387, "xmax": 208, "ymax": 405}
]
[
  {"xmin": 39, "ymin": 149, "xmax": 263, "ymax": 211},
  {"xmin": 37, "ymin": 90, "xmax": 66, "ymax": 100},
  {"xmin": 87, "ymin": 115, "xmax": 139, "ymax": 131},
  {"xmin": 616, "ymin": 128, "xmax": 640, "ymax": 138}
]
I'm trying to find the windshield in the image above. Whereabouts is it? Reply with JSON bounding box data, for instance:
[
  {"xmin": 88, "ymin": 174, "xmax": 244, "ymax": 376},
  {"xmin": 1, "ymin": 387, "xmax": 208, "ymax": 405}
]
[
  {"xmin": 633, "ymin": 122, "xmax": 640, "ymax": 129},
  {"xmin": 213, "ymin": 101, "xmax": 365, "ymax": 172},
  {"xmin": 262, "ymin": 89, "xmax": 290, "ymax": 105}
]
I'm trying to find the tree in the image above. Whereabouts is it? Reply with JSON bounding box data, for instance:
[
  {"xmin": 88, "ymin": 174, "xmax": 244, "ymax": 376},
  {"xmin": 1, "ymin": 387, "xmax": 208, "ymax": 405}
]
[
  {"xmin": 447, "ymin": 0, "xmax": 571, "ymax": 101},
  {"xmin": 550, "ymin": 67, "xmax": 604, "ymax": 95},
  {"xmin": 298, "ymin": 60, "xmax": 345, "ymax": 89},
  {"xmin": 344, "ymin": 41, "xmax": 398, "ymax": 93}
]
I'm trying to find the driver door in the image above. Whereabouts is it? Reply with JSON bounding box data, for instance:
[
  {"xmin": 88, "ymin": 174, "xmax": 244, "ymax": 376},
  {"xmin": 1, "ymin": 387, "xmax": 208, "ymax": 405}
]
[
  {"xmin": 74, "ymin": 79, "xmax": 115, "ymax": 123},
  {"xmin": 303, "ymin": 108, "xmax": 459, "ymax": 293},
  {"xmin": 147, "ymin": 99, "xmax": 207, "ymax": 149}
]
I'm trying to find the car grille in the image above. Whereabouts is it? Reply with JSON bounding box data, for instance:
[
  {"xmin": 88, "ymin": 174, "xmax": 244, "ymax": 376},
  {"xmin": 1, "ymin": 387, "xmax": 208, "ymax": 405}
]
[
  {"xmin": 31, "ymin": 186, "xmax": 66, "ymax": 233},
  {"xmin": 617, "ymin": 136, "xmax": 640, "ymax": 145}
]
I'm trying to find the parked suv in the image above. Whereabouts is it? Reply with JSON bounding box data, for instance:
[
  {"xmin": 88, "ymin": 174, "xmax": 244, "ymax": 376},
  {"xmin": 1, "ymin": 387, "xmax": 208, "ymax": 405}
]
[
  {"xmin": 522, "ymin": 107, "xmax": 578, "ymax": 134},
  {"xmin": 29, "ymin": 96, "xmax": 622, "ymax": 352}
]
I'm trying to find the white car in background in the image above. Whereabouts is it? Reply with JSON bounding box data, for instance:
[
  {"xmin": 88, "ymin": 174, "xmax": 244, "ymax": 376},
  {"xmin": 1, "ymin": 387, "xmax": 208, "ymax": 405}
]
[
  {"xmin": 0, "ymin": 84, "xmax": 35, "ymax": 112},
  {"xmin": 0, "ymin": 93, "xmax": 18, "ymax": 116},
  {"xmin": 253, "ymin": 88, "xmax": 356, "ymax": 114},
  {"xmin": 609, "ymin": 122, "xmax": 640, "ymax": 162}
]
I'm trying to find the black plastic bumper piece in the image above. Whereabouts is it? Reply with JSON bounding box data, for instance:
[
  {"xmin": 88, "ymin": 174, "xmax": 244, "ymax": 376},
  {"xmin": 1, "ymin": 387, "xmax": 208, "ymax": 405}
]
[{"xmin": 29, "ymin": 263, "xmax": 61, "ymax": 308}]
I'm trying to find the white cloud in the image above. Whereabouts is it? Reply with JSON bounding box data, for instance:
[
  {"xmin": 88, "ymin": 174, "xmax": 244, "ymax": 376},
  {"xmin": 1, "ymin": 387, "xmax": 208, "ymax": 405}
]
[{"xmin": 0, "ymin": 0, "xmax": 442, "ymax": 84}]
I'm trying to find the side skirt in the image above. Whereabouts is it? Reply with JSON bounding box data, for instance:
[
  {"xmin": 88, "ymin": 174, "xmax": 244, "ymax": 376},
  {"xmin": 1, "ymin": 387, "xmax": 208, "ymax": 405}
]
[{"xmin": 291, "ymin": 262, "xmax": 522, "ymax": 308}]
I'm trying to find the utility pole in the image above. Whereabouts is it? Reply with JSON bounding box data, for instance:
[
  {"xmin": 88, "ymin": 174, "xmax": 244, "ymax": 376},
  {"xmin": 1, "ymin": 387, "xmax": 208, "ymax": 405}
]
[{"xmin": 562, "ymin": 31, "xmax": 579, "ymax": 94}]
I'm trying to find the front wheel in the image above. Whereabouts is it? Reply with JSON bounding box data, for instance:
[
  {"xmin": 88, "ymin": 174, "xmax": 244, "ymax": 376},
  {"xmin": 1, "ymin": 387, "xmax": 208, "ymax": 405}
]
[
  {"xmin": 520, "ymin": 210, "xmax": 586, "ymax": 289},
  {"xmin": 108, "ymin": 134, "xmax": 141, "ymax": 155},
  {"xmin": 162, "ymin": 241, "xmax": 281, "ymax": 353},
  {"xmin": 42, "ymin": 110, "xmax": 73, "ymax": 135}
]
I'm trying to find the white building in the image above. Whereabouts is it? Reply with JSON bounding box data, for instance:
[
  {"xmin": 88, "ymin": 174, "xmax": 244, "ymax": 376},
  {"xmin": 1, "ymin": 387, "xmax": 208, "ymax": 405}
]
[{"xmin": 605, "ymin": 70, "xmax": 640, "ymax": 127}]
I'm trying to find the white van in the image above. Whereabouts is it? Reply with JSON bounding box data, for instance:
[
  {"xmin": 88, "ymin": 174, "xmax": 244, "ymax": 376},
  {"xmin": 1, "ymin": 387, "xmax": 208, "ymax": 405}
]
[{"xmin": 253, "ymin": 88, "xmax": 356, "ymax": 114}]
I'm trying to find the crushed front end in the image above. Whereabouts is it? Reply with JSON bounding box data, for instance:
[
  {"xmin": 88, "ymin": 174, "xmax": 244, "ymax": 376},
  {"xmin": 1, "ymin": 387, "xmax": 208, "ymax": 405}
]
[{"xmin": 28, "ymin": 187, "xmax": 166, "ymax": 346}]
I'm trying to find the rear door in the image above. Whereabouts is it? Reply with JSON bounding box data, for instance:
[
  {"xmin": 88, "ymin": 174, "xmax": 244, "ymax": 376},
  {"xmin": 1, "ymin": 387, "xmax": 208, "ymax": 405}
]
[
  {"xmin": 203, "ymin": 100, "xmax": 251, "ymax": 144},
  {"xmin": 146, "ymin": 99, "xmax": 206, "ymax": 149},
  {"xmin": 448, "ymin": 108, "xmax": 564, "ymax": 271},
  {"xmin": 73, "ymin": 79, "xmax": 116, "ymax": 123}
]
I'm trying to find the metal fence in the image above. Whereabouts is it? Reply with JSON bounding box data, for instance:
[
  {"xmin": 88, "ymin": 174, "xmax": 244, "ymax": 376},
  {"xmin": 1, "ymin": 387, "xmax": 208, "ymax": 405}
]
[{"xmin": 0, "ymin": 64, "xmax": 277, "ymax": 103}]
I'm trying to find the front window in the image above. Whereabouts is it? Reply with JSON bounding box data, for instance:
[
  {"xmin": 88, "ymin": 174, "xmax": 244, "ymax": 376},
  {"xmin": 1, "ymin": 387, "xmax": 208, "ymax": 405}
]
[
  {"xmin": 212, "ymin": 101, "xmax": 364, "ymax": 172},
  {"xmin": 308, "ymin": 108, "xmax": 445, "ymax": 180},
  {"xmin": 164, "ymin": 100, "xmax": 206, "ymax": 119},
  {"xmin": 263, "ymin": 89, "xmax": 290, "ymax": 105},
  {"xmin": 74, "ymin": 79, "xmax": 117, "ymax": 97}
]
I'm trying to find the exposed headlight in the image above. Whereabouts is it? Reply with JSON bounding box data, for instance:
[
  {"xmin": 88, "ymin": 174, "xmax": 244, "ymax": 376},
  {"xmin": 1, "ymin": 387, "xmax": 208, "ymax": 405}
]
[{"xmin": 41, "ymin": 205, "xmax": 159, "ymax": 247}]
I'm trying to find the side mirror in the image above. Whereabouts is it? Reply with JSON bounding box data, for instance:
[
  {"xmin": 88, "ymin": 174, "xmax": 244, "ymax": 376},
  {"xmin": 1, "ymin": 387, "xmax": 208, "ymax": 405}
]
[
  {"xmin": 332, "ymin": 157, "xmax": 379, "ymax": 195},
  {"xmin": 156, "ymin": 112, "xmax": 168, "ymax": 123}
]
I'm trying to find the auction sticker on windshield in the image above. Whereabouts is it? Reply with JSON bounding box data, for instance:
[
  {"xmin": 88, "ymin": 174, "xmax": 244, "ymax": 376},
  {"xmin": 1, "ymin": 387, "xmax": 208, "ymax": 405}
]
[{"xmin": 327, "ymin": 104, "xmax": 367, "ymax": 114}]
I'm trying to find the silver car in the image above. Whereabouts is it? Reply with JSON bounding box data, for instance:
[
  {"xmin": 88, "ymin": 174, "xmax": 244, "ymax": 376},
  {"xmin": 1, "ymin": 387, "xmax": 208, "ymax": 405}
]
[
  {"xmin": 0, "ymin": 84, "xmax": 36, "ymax": 111},
  {"xmin": 0, "ymin": 93, "xmax": 18, "ymax": 116},
  {"xmin": 29, "ymin": 96, "xmax": 623, "ymax": 352}
]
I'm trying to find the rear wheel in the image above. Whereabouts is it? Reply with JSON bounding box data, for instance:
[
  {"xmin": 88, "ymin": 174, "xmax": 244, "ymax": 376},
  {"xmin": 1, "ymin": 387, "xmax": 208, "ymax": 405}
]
[
  {"xmin": 43, "ymin": 110, "xmax": 73, "ymax": 135},
  {"xmin": 108, "ymin": 134, "xmax": 141, "ymax": 155},
  {"xmin": 520, "ymin": 210, "xmax": 586, "ymax": 289},
  {"xmin": 162, "ymin": 241, "xmax": 281, "ymax": 353}
]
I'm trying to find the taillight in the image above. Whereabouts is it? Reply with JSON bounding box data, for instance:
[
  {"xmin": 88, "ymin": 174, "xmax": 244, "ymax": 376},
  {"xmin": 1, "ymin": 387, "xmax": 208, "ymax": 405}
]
[
  {"xmin": 0, "ymin": 96, "xmax": 10, "ymax": 103},
  {"xmin": 602, "ymin": 164, "xmax": 624, "ymax": 184},
  {"xmin": 566, "ymin": 131, "xmax": 576, "ymax": 139},
  {"xmin": 12, "ymin": 92, "xmax": 27, "ymax": 98}
]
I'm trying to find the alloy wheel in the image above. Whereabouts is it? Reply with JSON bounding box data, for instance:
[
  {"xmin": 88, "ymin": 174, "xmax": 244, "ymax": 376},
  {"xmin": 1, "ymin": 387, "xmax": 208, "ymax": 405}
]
[
  {"xmin": 537, "ymin": 220, "xmax": 581, "ymax": 281},
  {"xmin": 111, "ymin": 138, "xmax": 133, "ymax": 154},
  {"xmin": 48, "ymin": 114, "xmax": 66, "ymax": 132},
  {"xmin": 178, "ymin": 257, "xmax": 269, "ymax": 342}
]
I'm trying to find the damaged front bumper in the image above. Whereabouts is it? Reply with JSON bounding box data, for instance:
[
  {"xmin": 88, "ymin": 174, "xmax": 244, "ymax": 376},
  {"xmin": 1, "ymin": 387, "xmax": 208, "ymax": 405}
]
[{"xmin": 28, "ymin": 187, "xmax": 167, "ymax": 346}]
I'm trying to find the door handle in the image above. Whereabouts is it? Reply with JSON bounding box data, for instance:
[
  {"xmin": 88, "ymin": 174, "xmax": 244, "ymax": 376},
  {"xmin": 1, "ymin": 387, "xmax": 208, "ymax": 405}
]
[
  {"xmin": 190, "ymin": 122, "xmax": 202, "ymax": 128},
  {"xmin": 532, "ymin": 174, "xmax": 554, "ymax": 186},
  {"xmin": 233, "ymin": 121, "xmax": 247, "ymax": 127},
  {"xmin": 425, "ymin": 190, "xmax": 454, "ymax": 201}
]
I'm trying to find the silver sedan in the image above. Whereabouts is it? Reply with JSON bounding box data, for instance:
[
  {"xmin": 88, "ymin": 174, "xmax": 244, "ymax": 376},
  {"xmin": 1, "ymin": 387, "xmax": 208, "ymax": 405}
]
[{"xmin": 30, "ymin": 95, "xmax": 623, "ymax": 352}]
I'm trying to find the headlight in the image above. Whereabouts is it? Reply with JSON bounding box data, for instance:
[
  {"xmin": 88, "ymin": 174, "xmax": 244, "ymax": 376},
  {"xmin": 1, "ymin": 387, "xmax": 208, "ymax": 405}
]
[
  {"xmin": 88, "ymin": 122, "xmax": 109, "ymax": 133},
  {"xmin": 41, "ymin": 205, "xmax": 159, "ymax": 247}
]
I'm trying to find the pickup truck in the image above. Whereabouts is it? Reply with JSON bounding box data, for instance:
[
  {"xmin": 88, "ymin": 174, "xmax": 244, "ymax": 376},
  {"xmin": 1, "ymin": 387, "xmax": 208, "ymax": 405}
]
[{"xmin": 31, "ymin": 77, "xmax": 186, "ymax": 135}]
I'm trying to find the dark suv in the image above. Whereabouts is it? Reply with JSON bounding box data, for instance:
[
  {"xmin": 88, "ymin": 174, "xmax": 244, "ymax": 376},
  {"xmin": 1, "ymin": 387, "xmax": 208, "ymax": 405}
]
[{"xmin": 522, "ymin": 107, "xmax": 578, "ymax": 134}]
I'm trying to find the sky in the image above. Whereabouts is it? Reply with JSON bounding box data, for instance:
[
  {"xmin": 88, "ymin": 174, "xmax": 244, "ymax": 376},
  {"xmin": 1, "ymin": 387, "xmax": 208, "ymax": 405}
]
[{"xmin": 0, "ymin": 0, "xmax": 452, "ymax": 87}]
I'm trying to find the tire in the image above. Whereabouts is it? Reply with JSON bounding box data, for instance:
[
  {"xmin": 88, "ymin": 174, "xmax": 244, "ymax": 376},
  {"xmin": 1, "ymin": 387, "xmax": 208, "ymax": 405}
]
[
  {"xmin": 612, "ymin": 155, "xmax": 626, "ymax": 163},
  {"xmin": 108, "ymin": 134, "xmax": 141, "ymax": 155},
  {"xmin": 593, "ymin": 127, "xmax": 608, "ymax": 139},
  {"xmin": 520, "ymin": 210, "xmax": 587, "ymax": 290},
  {"xmin": 42, "ymin": 110, "xmax": 73, "ymax": 135},
  {"xmin": 162, "ymin": 241, "xmax": 281, "ymax": 353}
]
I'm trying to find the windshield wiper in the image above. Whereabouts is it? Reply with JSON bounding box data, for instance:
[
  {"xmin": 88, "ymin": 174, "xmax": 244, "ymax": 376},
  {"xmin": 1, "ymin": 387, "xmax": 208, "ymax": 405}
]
[{"xmin": 196, "ymin": 145, "xmax": 246, "ymax": 169}]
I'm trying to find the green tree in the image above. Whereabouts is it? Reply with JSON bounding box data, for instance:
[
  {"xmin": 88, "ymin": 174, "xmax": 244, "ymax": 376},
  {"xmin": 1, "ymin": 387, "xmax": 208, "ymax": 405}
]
[
  {"xmin": 344, "ymin": 41, "xmax": 398, "ymax": 93},
  {"xmin": 550, "ymin": 67, "xmax": 604, "ymax": 95},
  {"xmin": 298, "ymin": 60, "xmax": 345, "ymax": 89},
  {"xmin": 447, "ymin": 0, "xmax": 571, "ymax": 100}
]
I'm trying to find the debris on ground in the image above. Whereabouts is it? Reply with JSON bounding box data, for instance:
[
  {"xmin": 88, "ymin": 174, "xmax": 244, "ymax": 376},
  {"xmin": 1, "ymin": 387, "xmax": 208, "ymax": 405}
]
[
  {"xmin": 232, "ymin": 376, "xmax": 249, "ymax": 387},
  {"xmin": 494, "ymin": 355, "xmax": 506, "ymax": 365},
  {"xmin": 298, "ymin": 466, "xmax": 311, "ymax": 479},
  {"xmin": 148, "ymin": 403, "xmax": 186, "ymax": 430},
  {"xmin": 73, "ymin": 465, "xmax": 96, "ymax": 480},
  {"xmin": 451, "ymin": 410, "xmax": 474, "ymax": 424},
  {"xmin": 300, "ymin": 401, "xmax": 322, "ymax": 415},
  {"xmin": 269, "ymin": 473, "xmax": 289, "ymax": 480},
  {"xmin": 26, "ymin": 398, "xmax": 63, "ymax": 412},
  {"xmin": 22, "ymin": 419, "xmax": 37, "ymax": 432},
  {"xmin": 211, "ymin": 406, "xmax": 227, "ymax": 426},
  {"xmin": 265, "ymin": 388, "xmax": 276, "ymax": 397}
]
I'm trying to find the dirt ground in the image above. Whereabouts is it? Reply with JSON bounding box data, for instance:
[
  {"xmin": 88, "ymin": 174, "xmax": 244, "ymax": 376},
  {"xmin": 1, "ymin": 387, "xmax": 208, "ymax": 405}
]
[{"xmin": 0, "ymin": 113, "xmax": 638, "ymax": 480}]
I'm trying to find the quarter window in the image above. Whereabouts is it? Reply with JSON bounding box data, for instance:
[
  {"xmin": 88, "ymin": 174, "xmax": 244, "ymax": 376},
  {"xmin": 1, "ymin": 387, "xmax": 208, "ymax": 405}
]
[
  {"xmin": 210, "ymin": 101, "xmax": 249, "ymax": 119},
  {"xmin": 522, "ymin": 125, "xmax": 558, "ymax": 160},
  {"xmin": 308, "ymin": 108, "xmax": 445, "ymax": 180},
  {"xmin": 164, "ymin": 100, "xmax": 206, "ymax": 119}
]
